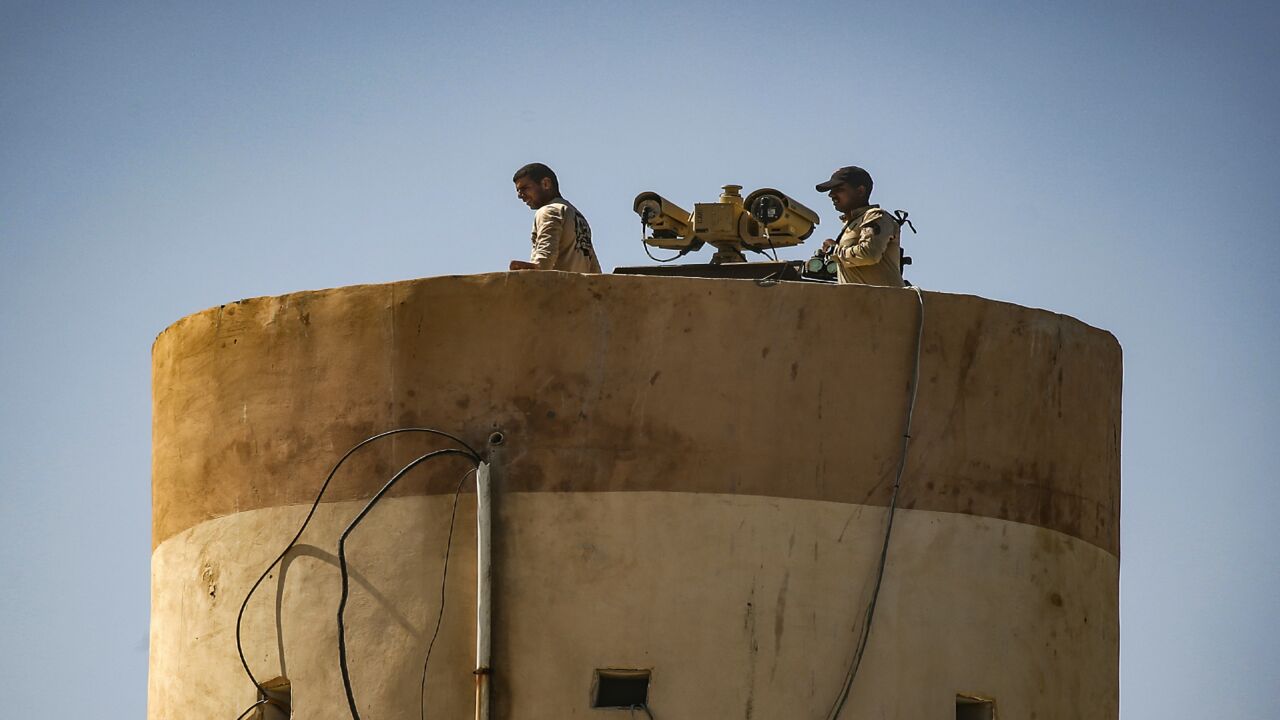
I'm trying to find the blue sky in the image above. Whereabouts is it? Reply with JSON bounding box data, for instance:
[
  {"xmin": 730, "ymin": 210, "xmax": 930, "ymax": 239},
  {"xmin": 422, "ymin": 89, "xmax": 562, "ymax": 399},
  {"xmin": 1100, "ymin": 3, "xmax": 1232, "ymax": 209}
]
[{"xmin": 2, "ymin": 1, "xmax": 1278, "ymax": 717}]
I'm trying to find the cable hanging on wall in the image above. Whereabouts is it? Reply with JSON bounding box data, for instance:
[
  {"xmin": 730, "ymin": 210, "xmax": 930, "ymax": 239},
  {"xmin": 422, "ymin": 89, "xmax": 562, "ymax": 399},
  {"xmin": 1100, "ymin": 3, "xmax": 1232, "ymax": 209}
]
[
  {"xmin": 233, "ymin": 427, "xmax": 481, "ymax": 715},
  {"xmin": 336, "ymin": 447, "xmax": 482, "ymax": 720},
  {"xmin": 824, "ymin": 286, "xmax": 926, "ymax": 720},
  {"xmin": 418, "ymin": 466, "xmax": 474, "ymax": 720}
]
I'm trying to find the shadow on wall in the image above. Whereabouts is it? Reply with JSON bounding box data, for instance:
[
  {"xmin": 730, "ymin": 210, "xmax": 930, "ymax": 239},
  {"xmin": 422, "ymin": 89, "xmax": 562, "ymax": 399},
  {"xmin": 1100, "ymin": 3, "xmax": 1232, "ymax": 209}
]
[{"xmin": 272, "ymin": 543, "xmax": 428, "ymax": 679}]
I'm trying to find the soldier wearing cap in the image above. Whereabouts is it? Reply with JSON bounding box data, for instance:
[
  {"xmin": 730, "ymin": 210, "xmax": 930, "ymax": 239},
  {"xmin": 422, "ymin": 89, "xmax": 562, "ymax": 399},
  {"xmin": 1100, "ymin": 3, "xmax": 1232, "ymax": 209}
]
[
  {"xmin": 817, "ymin": 166, "xmax": 903, "ymax": 288},
  {"xmin": 509, "ymin": 162, "xmax": 602, "ymax": 273}
]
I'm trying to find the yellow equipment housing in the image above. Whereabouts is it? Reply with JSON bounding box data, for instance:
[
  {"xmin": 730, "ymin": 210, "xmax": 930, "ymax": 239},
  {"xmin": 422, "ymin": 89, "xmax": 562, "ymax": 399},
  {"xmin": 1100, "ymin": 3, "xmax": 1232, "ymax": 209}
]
[
  {"xmin": 633, "ymin": 192, "xmax": 694, "ymax": 250},
  {"xmin": 743, "ymin": 187, "xmax": 820, "ymax": 242},
  {"xmin": 635, "ymin": 184, "xmax": 819, "ymax": 264}
]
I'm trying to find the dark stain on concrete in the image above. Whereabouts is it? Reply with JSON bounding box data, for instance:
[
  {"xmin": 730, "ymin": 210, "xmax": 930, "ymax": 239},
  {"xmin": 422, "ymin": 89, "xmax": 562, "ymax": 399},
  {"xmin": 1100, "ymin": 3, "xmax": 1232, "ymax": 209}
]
[{"xmin": 771, "ymin": 569, "xmax": 790, "ymax": 680}]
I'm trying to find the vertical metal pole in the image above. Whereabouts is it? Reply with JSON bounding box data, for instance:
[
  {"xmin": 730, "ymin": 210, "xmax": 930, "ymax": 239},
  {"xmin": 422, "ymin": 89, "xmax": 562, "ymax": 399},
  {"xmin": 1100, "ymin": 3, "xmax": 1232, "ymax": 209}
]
[{"xmin": 474, "ymin": 461, "xmax": 492, "ymax": 720}]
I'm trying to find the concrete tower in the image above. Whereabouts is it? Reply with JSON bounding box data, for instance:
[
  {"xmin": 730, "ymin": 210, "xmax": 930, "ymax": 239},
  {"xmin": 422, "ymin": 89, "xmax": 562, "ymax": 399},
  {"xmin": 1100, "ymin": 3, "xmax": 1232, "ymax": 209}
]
[{"xmin": 148, "ymin": 272, "xmax": 1120, "ymax": 718}]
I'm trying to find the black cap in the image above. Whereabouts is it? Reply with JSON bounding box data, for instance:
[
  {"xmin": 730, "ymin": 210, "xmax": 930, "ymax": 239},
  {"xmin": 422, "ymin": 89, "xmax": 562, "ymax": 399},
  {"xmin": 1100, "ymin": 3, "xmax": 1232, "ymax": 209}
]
[{"xmin": 816, "ymin": 166, "xmax": 873, "ymax": 193}]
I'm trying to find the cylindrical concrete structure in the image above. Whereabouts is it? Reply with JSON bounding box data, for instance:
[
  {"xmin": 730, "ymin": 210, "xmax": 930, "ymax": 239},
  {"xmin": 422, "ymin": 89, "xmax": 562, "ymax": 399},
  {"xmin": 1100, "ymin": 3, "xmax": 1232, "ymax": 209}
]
[{"xmin": 149, "ymin": 272, "xmax": 1120, "ymax": 719}]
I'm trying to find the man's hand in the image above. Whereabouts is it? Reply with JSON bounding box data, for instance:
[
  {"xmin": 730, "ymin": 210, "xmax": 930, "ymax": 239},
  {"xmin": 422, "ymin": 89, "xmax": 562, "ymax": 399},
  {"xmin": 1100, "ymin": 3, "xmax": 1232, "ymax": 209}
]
[
  {"xmin": 820, "ymin": 238, "xmax": 837, "ymax": 254},
  {"xmin": 509, "ymin": 260, "xmax": 538, "ymax": 271}
]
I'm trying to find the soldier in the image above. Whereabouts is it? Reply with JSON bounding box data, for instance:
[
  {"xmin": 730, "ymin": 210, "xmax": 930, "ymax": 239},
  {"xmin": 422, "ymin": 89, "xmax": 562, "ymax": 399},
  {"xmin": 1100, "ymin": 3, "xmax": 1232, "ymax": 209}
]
[
  {"xmin": 816, "ymin": 166, "xmax": 904, "ymax": 287},
  {"xmin": 509, "ymin": 163, "xmax": 602, "ymax": 273}
]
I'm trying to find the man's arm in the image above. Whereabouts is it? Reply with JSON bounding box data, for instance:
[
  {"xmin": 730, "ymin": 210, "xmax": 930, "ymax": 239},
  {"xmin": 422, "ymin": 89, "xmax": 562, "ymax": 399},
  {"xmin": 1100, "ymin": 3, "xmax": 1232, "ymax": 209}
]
[
  {"xmin": 528, "ymin": 203, "xmax": 564, "ymax": 270},
  {"xmin": 834, "ymin": 214, "xmax": 893, "ymax": 268}
]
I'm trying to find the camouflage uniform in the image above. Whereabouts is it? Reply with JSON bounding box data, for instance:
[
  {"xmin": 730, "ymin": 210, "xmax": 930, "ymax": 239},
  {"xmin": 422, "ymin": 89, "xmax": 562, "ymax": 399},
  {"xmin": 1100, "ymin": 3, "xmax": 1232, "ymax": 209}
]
[
  {"xmin": 530, "ymin": 198, "xmax": 601, "ymax": 273},
  {"xmin": 832, "ymin": 204, "xmax": 903, "ymax": 287}
]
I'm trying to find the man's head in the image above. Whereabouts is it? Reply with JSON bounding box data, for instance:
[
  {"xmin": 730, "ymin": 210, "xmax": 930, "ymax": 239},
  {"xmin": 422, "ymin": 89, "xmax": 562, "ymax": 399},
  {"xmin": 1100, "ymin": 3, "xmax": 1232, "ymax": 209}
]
[
  {"xmin": 816, "ymin": 166, "xmax": 873, "ymax": 214},
  {"xmin": 513, "ymin": 163, "xmax": 560, "ymax": 209}
]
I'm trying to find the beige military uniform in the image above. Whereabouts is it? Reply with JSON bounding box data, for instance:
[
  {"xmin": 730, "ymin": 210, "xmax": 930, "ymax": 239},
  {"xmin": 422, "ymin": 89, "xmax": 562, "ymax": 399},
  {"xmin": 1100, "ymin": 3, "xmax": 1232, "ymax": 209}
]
[
  {"xmin": 832, "ymin": 204, "xmax": 903, "ymax": 287},
  {"xmin": 530, "ymin": 198, "xmax": 601, "ymax": 273}
]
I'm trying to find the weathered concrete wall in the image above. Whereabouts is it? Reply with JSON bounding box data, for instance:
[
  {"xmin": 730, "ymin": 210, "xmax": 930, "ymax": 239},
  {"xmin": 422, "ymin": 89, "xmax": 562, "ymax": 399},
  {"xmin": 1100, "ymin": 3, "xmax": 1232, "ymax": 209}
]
[{"xmin": 149, "ymin": 272, "xmax": 1121, "ymax": 719}]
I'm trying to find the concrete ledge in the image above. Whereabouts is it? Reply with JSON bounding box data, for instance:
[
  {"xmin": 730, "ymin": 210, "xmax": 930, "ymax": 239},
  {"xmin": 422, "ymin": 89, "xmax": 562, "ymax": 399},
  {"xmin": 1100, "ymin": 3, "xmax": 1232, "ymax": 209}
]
[{"xmin": 152, "ymin": 272, "xmax": 1121, "ymax": 554}]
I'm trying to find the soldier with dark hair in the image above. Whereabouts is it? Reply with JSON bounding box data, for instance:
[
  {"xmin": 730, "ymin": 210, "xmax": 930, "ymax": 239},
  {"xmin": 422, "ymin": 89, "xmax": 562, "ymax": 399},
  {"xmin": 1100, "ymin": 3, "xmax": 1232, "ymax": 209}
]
[
  {"xmin": 509, "ymin": 163, "xmax": 601, "ymax": 273},
  {"xmin": 816, "ymin": 166, "xmax": 904, "ymax": 288}
]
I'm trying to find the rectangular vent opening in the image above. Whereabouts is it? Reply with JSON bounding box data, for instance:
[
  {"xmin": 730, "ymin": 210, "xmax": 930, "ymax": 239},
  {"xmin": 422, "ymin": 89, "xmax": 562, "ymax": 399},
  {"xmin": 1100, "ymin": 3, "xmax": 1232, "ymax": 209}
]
[
  {"xmin": 956, "ymin": 693, "xmax": 995, "ymax": 720},
  {"xmin": 592, "ymin": 669, "xmax": 650, "ymax": 709}
]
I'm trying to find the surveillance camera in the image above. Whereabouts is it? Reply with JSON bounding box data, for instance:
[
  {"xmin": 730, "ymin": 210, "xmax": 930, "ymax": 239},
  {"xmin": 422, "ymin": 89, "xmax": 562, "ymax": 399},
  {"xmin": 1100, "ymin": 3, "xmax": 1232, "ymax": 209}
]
[
  {"xmin": 744, "ymin": 188, "xmax": 820, "ymax": 242},
  {"xmin": 634, "ymin": 192, "xmax": 694, "ymax": 250}
]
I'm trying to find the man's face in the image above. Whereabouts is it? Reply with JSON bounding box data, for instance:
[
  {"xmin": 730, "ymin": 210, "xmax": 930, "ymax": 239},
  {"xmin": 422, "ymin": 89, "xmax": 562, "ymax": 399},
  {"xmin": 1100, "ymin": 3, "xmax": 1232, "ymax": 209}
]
[
  {"xmin": 514, "ymin": 177, "xmax": 556, "ymax": 209},
  {"xmin": 827, "ymin": 183, "xmax": 868, "ymax": 214}
]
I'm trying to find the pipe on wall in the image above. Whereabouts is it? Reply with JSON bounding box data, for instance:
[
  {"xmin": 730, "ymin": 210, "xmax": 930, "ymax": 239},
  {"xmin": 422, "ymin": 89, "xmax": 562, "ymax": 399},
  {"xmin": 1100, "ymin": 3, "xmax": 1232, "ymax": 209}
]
[{"xmin": 474, "ymin": 462, "xmax": 492, "ymax": 720}]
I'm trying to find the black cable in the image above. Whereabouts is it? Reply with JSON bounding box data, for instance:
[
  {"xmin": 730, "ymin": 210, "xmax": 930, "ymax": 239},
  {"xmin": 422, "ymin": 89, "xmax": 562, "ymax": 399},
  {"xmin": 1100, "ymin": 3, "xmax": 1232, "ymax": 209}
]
[
  {"xmin": 419, "ymin": 467, "xmax": 476, "ymax": 720},
  {"xmin": 742, "ymin": 231, "xmax": 780, "ymax": 265},
  {"xmin": 236, "ymin": 428, "xmax": 481, "ymax": 697},
  {"xmin": 825, "ymin": 287, "xmax": 925, "ymax": 720},
  {"xmin": 640, "ymin": 219, "xmax": 686, "ymax": 263},
  {"xmin": 755, "ymin": 243, "xmax": 782, "ymax": 282},
  {"xmin": 755, "ymin": 258, "xmax": 795, "ymax": 286},
  {"xmin": 629, "ymin": 704, "xmax": 656, "ymax": 719},
  {"xmin": 337, "ymin": 448, "xmax": 481, "ymax": 720},
  {"xmin": 233, "ymin": 698, "xmax": 271, "ymax": 720},
  {"xmin": 753, "ymin": 225, "xmax": 791, "ymax": 285},
  {"xmin": 762, "ymin": 229, "xmax": 780, "ymax": 262},
  {"xmin": 643, "ymin": 243, "xmax": 685, "ymax": 263}
]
